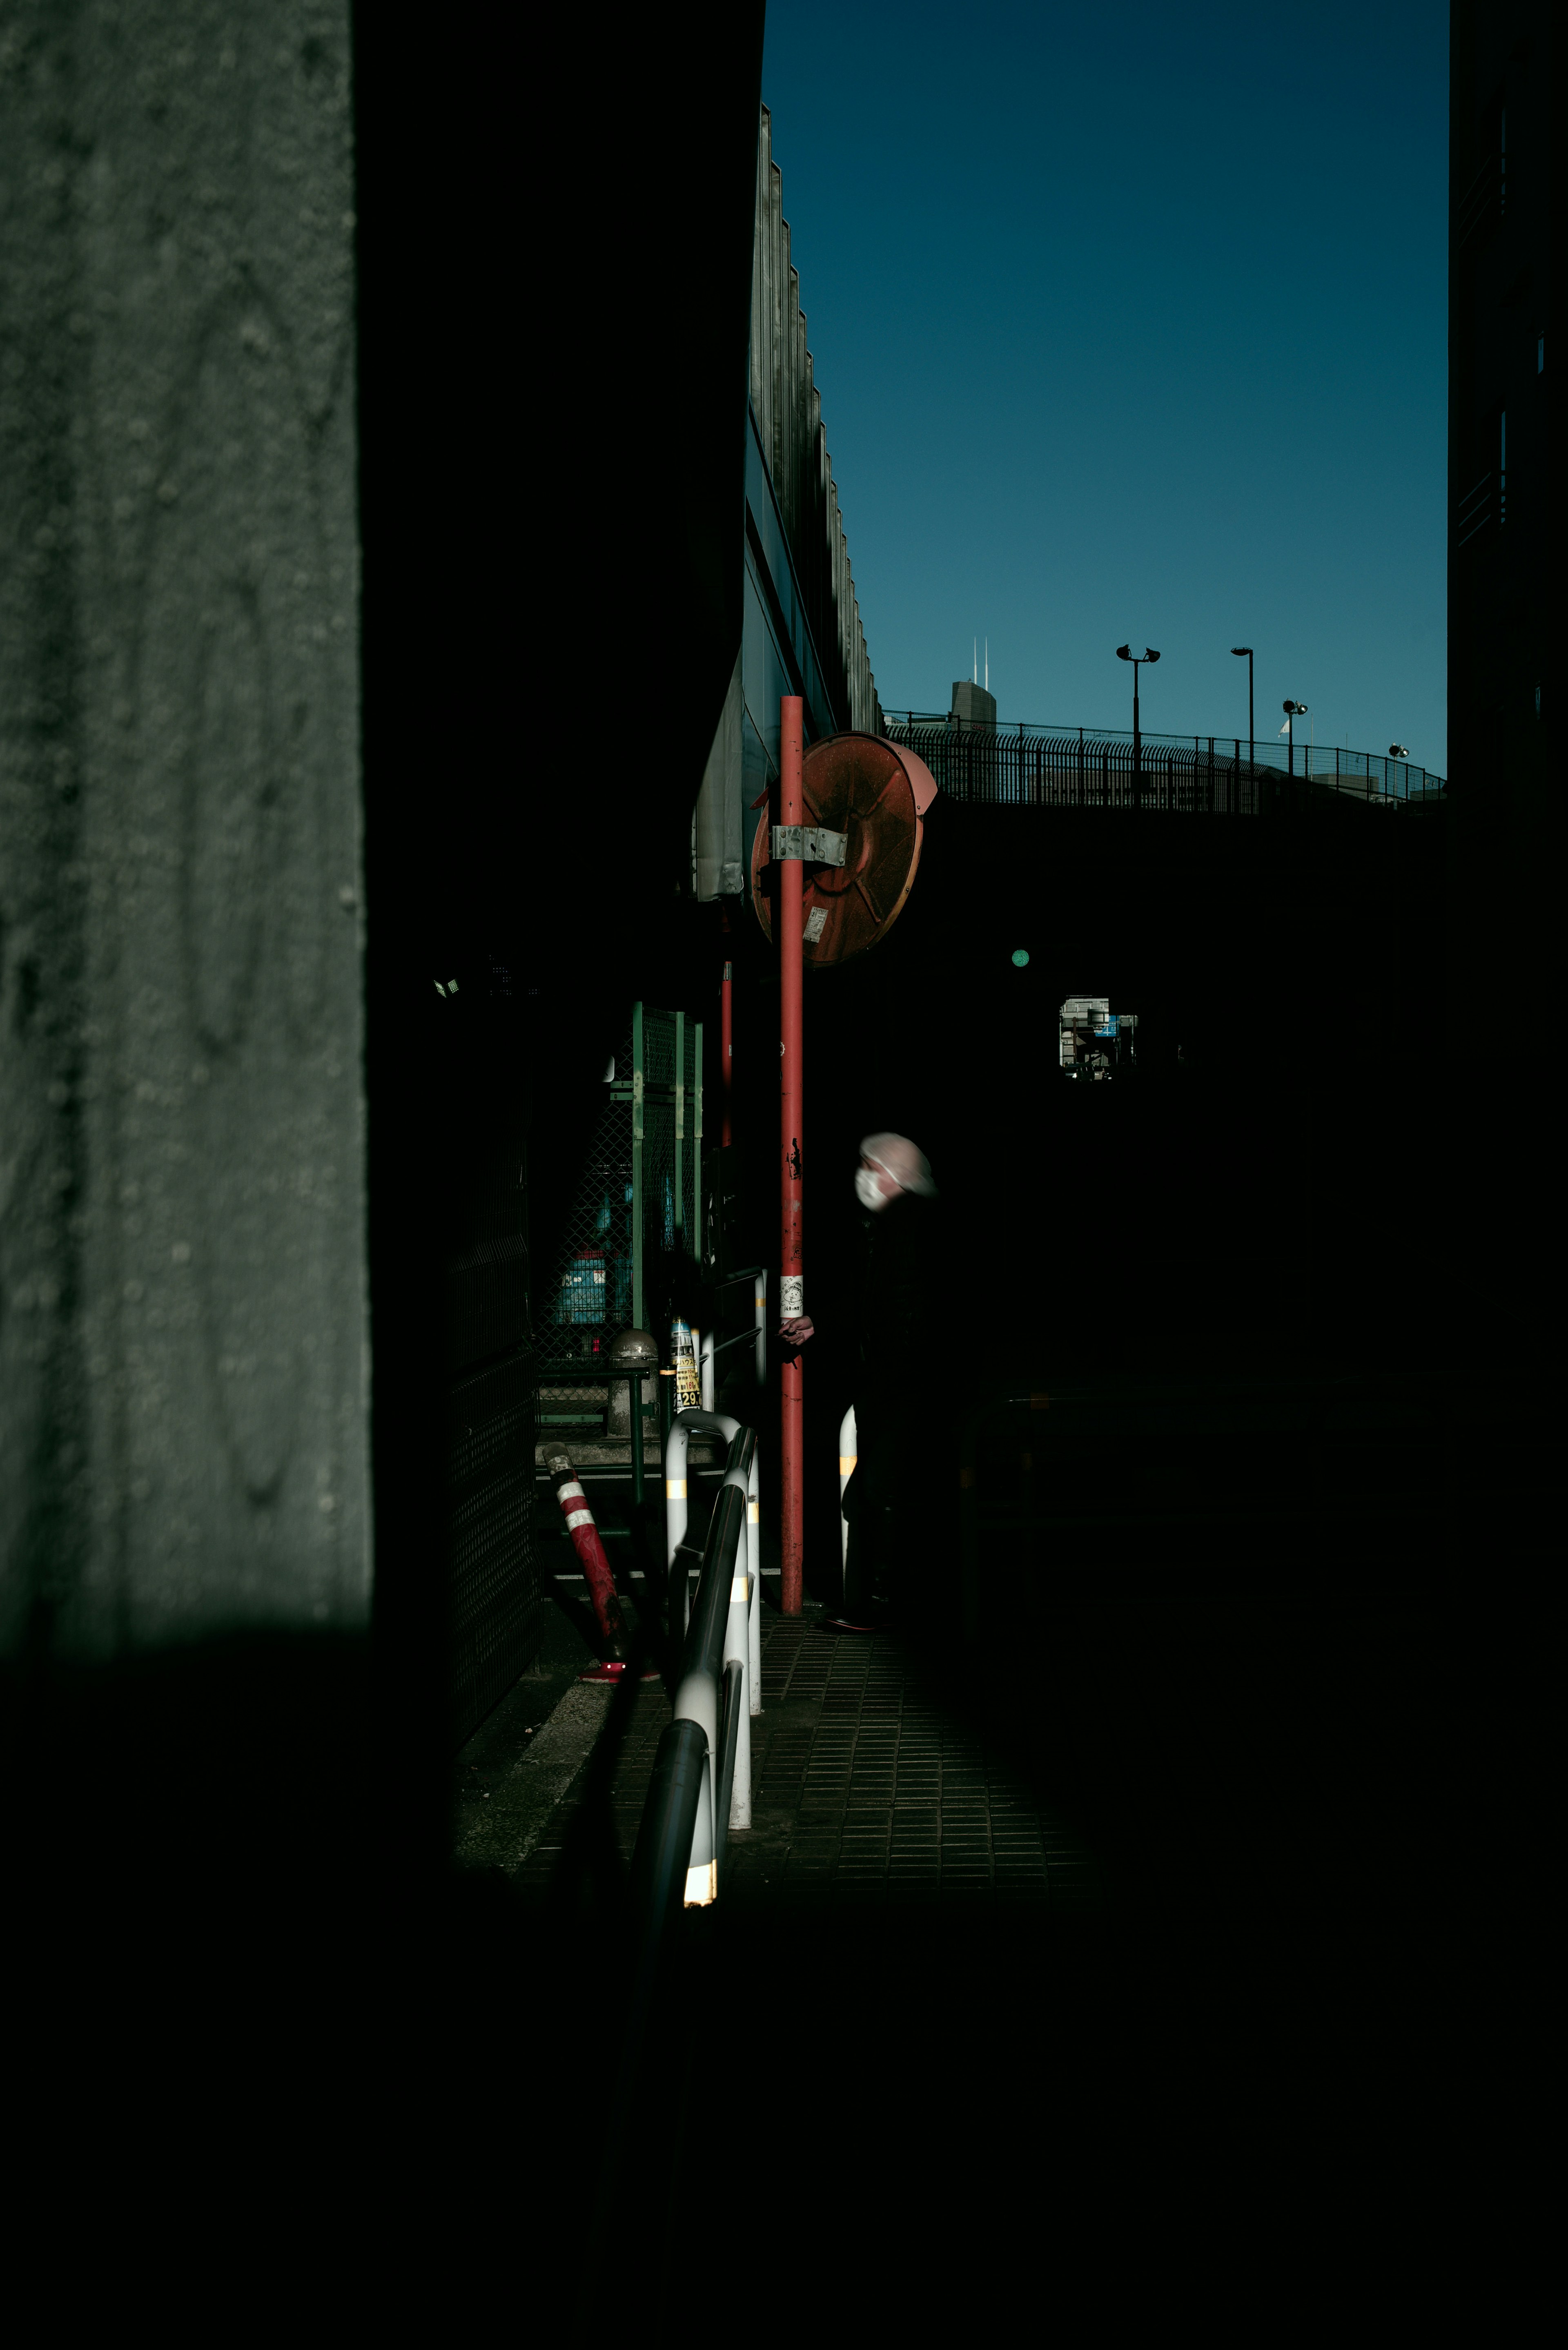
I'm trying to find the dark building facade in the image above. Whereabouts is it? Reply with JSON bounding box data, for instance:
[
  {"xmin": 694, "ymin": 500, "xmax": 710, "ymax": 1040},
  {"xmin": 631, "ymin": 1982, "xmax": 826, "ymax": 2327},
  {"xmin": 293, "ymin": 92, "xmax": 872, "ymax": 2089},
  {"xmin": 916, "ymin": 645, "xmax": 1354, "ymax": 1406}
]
[
  {"xmin": 950, "ymin": 678, "xmax": 998, "ymax": 731},
  {"xmin": 1448, "ymin": 0, "xmax": 1560, "ymax": 1292}
]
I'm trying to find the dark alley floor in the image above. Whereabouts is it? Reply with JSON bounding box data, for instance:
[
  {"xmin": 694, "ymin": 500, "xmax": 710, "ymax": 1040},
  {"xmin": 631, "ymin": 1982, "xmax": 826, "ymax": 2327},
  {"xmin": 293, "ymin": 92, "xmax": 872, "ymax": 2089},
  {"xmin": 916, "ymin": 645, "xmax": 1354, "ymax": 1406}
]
[
  {"xmin": 504, "ymin": 1605, "xmax": 1101, "ymax": 1920},
  {"xmin": 449, "ymin": 1527, "xmax": 1457, "ymax": 2268}
]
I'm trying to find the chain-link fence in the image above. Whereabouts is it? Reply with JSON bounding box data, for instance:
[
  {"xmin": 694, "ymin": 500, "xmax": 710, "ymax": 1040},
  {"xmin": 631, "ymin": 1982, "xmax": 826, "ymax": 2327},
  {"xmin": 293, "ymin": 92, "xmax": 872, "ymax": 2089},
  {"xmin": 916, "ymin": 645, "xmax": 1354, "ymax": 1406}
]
[
  {"xmin": 537, "ymin": 1007, "xmax": 705, "ymax": 1412},
  {"xmin": 542, "ymin": 1017, "xmax": 635, "ymax": 1385}
]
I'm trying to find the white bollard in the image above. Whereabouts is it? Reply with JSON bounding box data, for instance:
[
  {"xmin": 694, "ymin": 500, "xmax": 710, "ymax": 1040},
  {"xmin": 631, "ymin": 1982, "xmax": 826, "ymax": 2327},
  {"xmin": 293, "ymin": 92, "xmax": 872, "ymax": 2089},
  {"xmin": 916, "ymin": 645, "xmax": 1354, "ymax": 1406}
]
[
  {"xmin": 665, "ymin": 1415, "xmax": 692, "ymax": 1574},
  {"xmin": 724, "ymin": 1574, "xmax": 752, "ymax": 1833},
  {"xmin": 747, "ymin": 1451, "xmax": 762, "ymax": 1715},
  {"xmin": 719, "ymin": 1442, "xmax": 757, "ymax": 1828},
  {"xmin": 700, "ymin": 1326, "xmax": 716, "ymax": 1412},
  {"xmin": 839, "ymin": 1403, "xmax": 858, "ymax": 1581}
]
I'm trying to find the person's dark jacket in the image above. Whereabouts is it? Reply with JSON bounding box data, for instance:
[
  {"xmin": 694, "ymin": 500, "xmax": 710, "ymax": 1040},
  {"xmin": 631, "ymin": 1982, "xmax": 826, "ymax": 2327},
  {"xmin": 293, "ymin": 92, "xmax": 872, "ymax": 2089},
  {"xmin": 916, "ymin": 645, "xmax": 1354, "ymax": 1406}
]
[{"xmin": 853, "ymin": 1191, "xmax": 942, "ymax": 1433}]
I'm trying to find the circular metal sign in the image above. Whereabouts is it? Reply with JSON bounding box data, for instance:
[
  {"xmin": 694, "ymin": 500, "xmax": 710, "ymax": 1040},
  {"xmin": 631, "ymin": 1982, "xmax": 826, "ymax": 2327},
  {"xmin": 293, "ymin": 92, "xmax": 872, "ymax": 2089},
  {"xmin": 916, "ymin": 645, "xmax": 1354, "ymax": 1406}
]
[{"xmin": 750, "ymin": 733, "xmax": 936, "ymax": 967}]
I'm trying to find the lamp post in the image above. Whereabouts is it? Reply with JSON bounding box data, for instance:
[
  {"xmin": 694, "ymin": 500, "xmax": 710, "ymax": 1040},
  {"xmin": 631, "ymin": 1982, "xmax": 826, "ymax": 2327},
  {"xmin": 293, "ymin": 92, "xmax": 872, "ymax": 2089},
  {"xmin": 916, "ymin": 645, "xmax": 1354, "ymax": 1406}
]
[
  {"xmin": 1282, "ymin": 698, "xmax": 1307, "ymax": 777},
  {"xmin": 1116, "ymin": 644, "xmax": 1160, "ymax": 800},
  {"xmin": 1231, "ymin": 648, "xmax": 1254, "ymax": 785}
]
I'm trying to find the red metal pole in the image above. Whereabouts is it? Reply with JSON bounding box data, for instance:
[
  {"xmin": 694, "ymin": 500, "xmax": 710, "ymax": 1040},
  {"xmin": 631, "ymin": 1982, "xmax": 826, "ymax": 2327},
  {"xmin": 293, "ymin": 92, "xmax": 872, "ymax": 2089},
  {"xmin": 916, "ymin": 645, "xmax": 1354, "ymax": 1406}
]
[
  {"xmin": 720, "ymin": 959, "xmax": 733, "ymax": 1148},
  {"xmin": 779, "ymin": 696, "xmax": 804, "ymax": 1617}
]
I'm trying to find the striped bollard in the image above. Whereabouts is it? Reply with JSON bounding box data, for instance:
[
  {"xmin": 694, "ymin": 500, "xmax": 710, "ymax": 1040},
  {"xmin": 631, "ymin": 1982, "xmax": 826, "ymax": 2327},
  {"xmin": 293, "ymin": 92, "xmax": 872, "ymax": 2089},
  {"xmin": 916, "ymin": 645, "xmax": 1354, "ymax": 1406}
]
[{"xmin": 545, "ymin": 1448, "xmax": 653, "ymax": 1685}]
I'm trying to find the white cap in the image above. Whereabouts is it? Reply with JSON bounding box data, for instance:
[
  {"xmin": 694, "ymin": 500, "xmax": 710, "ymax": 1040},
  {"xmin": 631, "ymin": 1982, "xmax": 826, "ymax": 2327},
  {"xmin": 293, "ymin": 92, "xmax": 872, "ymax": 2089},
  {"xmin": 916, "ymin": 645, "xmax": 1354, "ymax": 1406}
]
[{"xmin": 860, "ymin": 1133, "xmax": 937, "ymax": 1197}]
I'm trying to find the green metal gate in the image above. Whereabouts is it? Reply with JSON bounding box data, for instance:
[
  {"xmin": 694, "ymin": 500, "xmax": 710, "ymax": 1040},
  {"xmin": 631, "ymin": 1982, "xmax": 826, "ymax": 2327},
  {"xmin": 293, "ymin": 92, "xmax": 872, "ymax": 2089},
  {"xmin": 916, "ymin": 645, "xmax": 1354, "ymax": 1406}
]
[{"xmin": 541, "ymin": 1004, "xmax": 704, "ymax": 1383}]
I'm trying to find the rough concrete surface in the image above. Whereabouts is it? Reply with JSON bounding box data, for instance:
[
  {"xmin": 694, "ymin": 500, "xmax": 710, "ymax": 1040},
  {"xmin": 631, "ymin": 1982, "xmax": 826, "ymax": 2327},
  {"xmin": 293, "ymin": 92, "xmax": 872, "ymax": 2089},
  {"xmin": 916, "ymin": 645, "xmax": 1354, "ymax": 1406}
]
[
  {"xmin": 1, "ymin": 4, "xmax": 367, "ymax": 1659},
  {"xmin": 453, "ymin": 1681, "xmax": 617, "ymax": 1878},
  {"xmin": 452, "ymin": 1587, "xmax": 611, "ymax": 1880}
]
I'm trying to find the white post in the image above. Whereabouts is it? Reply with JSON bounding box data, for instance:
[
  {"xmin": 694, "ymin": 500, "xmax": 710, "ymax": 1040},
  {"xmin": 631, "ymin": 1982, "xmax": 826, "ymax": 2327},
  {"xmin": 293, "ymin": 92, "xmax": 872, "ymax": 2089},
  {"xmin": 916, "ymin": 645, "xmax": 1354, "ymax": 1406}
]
[
  {"xmin": 664, "ymin": 1415, "xmax": 692, "ymax": 1573},
  {"xmin": 839, "ymin": 1403, "xmax": 858, "ymax": 1581},
  {"xmin": 700, "ymin": 1325, "xmax": 716, "ymax": 1412},
  {"xmin": 724, "ymin": 1577, "xmax": 752, "ymax": 1834},
  {"xmin": 719, "ymin": 1442, "xmax": 756, "ymax": 1831},
  {"xmin": 747, "ymin": 1451, "xmax": 762, "ymax": 1714}
]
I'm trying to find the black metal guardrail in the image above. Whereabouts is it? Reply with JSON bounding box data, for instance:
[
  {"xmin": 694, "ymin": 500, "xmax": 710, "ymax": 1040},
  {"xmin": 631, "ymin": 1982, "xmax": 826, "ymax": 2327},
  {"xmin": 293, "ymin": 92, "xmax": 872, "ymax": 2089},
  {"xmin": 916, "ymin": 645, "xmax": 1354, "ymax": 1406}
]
[
  {"xmin": 884, "ymin": 715, "xmax": 1445, "ymax": 811},
  {"xmin": 627, "ymin": 1420, "xmax": 754, "ymax": 1937},
  {"xmin": 597, "ymin": 1419, "xmax": 756, "ymax": 2203}
]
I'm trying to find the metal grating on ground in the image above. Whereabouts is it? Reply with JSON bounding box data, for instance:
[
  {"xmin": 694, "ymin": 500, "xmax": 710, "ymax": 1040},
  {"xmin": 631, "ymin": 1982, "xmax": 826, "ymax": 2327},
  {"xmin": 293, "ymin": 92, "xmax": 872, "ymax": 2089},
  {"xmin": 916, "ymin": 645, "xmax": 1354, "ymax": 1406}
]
[{"xmin": 513, "ymin": 1610, "xmax": 1097, "ymax": 1916}]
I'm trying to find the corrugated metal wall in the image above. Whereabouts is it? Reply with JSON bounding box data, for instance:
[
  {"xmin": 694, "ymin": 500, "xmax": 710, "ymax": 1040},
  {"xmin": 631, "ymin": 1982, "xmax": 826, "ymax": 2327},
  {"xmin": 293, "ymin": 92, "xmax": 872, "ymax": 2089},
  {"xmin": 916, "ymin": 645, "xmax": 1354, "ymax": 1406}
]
[{"xmin": 750, "ymin": 106, "xmax": 880, "ymax": 738}]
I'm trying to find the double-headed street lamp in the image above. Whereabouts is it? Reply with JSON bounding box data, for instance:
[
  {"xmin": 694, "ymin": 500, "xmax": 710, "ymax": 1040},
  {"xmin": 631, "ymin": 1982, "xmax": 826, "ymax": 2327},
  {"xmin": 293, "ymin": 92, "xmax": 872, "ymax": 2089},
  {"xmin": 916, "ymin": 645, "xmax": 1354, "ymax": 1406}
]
[
  {"xmin": 1281, "ymin": 698, "xmax": 1308, "ymax": 776},
  {"xmin": 1231, "ymin": 647, "xmax": 1254, "ymax": 780},
  {"xmin": 1116, "ymin": 643, "xmax": 1160, "ymax": 795}
]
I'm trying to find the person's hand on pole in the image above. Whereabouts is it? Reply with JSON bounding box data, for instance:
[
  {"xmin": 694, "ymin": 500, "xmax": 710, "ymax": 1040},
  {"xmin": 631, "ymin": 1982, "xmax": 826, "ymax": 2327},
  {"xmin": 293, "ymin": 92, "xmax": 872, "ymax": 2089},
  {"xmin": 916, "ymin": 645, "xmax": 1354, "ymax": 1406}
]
[{"xmin": 779, "ymin": 1315, "xmax": 815, "ymax": 1346}]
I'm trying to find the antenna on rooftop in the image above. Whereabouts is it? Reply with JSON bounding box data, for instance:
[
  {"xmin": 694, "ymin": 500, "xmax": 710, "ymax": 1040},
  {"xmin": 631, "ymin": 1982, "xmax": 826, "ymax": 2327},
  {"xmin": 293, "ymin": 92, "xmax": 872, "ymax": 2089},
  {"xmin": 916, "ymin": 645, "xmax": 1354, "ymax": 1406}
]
[
  {"xmin": 973, "ymin": 637, "xmax": 977, "ymax": 685},
  {"xmin": 984, "ymin": 638, "xmax": 989, "ymax": 691}
]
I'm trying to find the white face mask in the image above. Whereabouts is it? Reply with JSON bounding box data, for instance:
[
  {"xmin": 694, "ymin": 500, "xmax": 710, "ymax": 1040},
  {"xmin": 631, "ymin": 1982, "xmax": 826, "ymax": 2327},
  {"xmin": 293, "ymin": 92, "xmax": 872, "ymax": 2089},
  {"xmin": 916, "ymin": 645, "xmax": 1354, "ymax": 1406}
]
[{"xmin": 855, "ymin": 1165, "xmax": 892, "ymax": 1213}]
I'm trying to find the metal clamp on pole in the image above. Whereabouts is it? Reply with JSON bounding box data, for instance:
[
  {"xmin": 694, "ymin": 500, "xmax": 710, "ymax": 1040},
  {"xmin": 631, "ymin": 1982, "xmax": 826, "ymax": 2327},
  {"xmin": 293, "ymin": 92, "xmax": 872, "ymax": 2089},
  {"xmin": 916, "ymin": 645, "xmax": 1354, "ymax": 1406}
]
[{"xmin": 770, "ymin": 824, "xmax": 847, "ymax": 866}]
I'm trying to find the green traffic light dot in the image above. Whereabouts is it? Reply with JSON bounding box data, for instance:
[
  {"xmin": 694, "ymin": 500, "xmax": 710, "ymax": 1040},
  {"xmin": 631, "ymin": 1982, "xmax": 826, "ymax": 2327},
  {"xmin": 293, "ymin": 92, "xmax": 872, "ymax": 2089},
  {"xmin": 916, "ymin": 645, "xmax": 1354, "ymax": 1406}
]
[{"xmin": 1011, "ymin": 949, "xmax": 1030, "ymax": 968}]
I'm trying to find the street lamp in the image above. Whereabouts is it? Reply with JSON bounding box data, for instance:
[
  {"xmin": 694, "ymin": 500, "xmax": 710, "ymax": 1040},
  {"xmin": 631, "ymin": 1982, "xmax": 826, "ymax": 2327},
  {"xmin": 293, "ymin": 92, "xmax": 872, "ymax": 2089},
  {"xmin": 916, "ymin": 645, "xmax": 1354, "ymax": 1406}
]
[
  {"xmin": 1116, "ymin": 644, "xmax": 1160, "ymax": 797},
  {"xmin": 1281, "ymin": 698, "xmax": 1308, "ymax": 776},
  {"xmin": 1231, "ymin": 648, "xmax": 1254, "ymax": 782},
  {"xmin": 1388, "ymin": 744, "xmax": 1409, "ymax": 758}
]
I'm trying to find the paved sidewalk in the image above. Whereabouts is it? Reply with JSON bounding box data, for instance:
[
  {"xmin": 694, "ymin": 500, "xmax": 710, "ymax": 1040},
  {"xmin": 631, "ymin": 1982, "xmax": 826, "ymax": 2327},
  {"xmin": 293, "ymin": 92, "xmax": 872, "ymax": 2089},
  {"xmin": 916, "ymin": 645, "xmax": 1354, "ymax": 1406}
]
[{"xmin": 510, "ymin": 1603, "xmax": 1099, "ymax": 1917}]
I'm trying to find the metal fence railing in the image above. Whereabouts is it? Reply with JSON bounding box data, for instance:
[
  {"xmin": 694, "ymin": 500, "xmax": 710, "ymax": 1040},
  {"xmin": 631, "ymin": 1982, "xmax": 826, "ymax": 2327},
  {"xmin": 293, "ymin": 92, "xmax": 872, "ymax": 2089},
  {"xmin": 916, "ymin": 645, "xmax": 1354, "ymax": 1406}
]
[{"xmin": 882, "ymin": 716, "xmax": 1445, "ymax": 812}]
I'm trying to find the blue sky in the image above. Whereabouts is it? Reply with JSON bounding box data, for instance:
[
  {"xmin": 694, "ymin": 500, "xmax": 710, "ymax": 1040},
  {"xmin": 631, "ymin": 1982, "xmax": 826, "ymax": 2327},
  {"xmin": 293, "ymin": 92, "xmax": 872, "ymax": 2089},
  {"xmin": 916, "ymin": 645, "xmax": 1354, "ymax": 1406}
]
[{"xmin": 762, "ymin": 0, "xmax": 1450, "ymax": 773}]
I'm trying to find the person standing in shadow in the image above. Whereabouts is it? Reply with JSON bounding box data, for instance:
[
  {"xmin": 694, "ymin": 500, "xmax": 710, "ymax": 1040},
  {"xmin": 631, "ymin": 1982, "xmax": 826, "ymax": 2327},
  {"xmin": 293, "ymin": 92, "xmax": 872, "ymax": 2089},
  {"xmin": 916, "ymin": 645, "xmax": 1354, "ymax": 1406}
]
[{"xmin": 778, "ymin": 1131, "xmax": 941, "ymax": 1632}]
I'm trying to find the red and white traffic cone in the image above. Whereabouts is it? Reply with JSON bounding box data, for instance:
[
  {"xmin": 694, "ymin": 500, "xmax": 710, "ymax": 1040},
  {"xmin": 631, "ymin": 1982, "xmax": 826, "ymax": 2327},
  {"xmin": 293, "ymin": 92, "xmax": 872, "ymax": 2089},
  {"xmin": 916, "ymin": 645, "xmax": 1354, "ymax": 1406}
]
[{"xmin": 546, "ymin": 1449, "xmax": 659, "ymax": 1685}]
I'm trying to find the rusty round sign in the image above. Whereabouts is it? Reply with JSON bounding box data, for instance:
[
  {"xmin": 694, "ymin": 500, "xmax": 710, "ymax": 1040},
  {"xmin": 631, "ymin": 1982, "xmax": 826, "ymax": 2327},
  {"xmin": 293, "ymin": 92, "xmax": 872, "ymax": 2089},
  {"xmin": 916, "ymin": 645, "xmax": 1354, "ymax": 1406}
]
[{"xmin": 750, "ymin": 733, "xmax": 938, "ymax": 967}]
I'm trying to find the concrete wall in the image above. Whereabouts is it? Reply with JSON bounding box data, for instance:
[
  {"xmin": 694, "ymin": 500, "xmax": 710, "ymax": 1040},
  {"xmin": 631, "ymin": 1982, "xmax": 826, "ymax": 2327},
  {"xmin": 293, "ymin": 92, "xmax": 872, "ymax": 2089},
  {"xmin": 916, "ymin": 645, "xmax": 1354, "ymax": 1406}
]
[{"xmin": 0, "ymin": 2, "xmax": 368, "ymax": 1666}]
